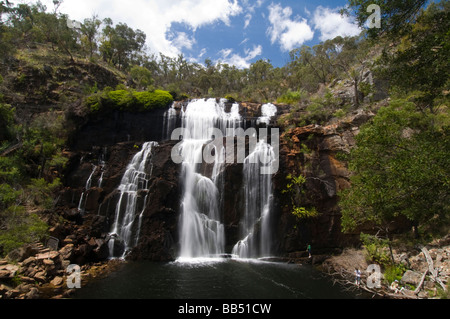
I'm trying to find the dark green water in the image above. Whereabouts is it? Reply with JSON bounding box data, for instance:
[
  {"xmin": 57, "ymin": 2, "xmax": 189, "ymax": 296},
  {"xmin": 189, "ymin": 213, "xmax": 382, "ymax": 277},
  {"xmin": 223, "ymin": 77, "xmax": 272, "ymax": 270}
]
[{"xmin": 73, "ymin": 258, "xmax": 367, "ymax": 299}]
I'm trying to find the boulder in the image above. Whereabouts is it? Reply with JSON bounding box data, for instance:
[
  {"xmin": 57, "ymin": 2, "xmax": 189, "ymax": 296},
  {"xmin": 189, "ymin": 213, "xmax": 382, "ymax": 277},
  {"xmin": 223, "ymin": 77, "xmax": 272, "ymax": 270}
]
[
  {"xmin": 59, "ymin": 244, "xmax": 75, "ymax": 261},
  {"xmin": 34, "ymin": 271, "xmax": 47, "ymax": 284},
  {"xmin": 22, "ymin": 257, "xmax": 36, "ymax": 267},
  {"xmin": 24, "ymin": 287, "xmax": 40, "ymax": 299},
  {"xmin": 4, "ymin": 289, "xmax": 20, "ymax": 299},
  {"xmin": 0, "ymin": 270, "xmax": 11, "ymax": 279},
  {"xmin": 401, "ymin": 270, "xmax": 423, "ymax": 286},
  {"xmin": 36, "ymin": 251, "xmax": 59, "ymax": 261},
  {"xmin": 6, "ymin": 245, "xmax": 36, "ymax": 262},
  {"xmin": 0, "ymin": 284, "xmax": 9, "ymax": 295},
  {"xmin": 0, "ymin": 264, "xmax": 19, "ymax": 278},
  {"xmin": 50, "ymin": 276, "xmax": 64, "ymax": 287}
]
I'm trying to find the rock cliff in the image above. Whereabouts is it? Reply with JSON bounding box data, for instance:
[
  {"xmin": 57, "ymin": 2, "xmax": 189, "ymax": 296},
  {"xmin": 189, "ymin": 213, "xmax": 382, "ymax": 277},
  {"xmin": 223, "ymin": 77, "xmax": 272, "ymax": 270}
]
[{"xmin": 55, "ymin": 101, "xmax": 379, "ymax": 263}]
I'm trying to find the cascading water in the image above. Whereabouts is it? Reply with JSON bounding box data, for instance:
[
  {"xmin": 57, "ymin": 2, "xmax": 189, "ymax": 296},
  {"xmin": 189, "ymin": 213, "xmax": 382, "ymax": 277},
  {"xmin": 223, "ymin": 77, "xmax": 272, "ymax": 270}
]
[
  {"xmin": 78, "ymin": 165, "xmax": 97, "ymax": 214},
  {"xmin": 232, "ymin": 103, "xmax": 278, "ymax": 259},
  {"xmin": 177, "ymin": 98, "xmax": 241, "ymax": 260},
  {"xmin": 172, "ymin": 98, "xmax": 278, "ymax": 261},
  {"xmin": 232, "ymin": 141, "xmax": 277, "ymax": 259},
  {"xmin": 163, "ymin": 102, "xmax": 177, "ymax": 140},
  {"xmin": 108, "ymin": 141, "xmax": 158, "ymax": 258}
]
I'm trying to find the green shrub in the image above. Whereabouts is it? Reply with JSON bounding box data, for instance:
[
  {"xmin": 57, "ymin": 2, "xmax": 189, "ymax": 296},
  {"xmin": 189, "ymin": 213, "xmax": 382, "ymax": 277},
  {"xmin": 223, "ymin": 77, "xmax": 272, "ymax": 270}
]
[
  {"xmin": 0, "ymin": 205, "xmax": 48, "ymax": 257},
  {"xmin": 292, "ymin": 206, "xmax": 319, "ymax": 219},
  {"xmin": 134, "ymin": 90, "xmax": 173, "ymax": 111},
  {"xmin": 383, "ymin": 264, "xmax": 407, "ymax": 284},
  {"xmin": 107, "ymin": 89, "xmax": 136, "ymax": 109},
  {"xmin": 277, "ymin": 89, "xmax": 307, "ymax": 105},
  {"xmin": 0, "ymin": 156, "xmax": 22, "ymax": 184},
  {"xmin": 86, "ymin": 89, "xmax": 173, "ymax": 113},
  {"xmin": 333, "ymin": 109, "xmax": 346, "ymax": 119},
  {"xmin": 282, "ymin": 174, "xmax": 319, "ymax": 221},
  {"xmin": 0, "ymin": 103, "xmax": 15, "ymax": 142},
  {"xmin": 360, "ymin": 233, "xmax": 392, "ymax": 266},
  {"xmin": 27, "ymin": 178, "xmax": 61, "ymax": 209},
  {"xmin": 0, "ymin": 183, "xmax": 21, "ymax": 209}
]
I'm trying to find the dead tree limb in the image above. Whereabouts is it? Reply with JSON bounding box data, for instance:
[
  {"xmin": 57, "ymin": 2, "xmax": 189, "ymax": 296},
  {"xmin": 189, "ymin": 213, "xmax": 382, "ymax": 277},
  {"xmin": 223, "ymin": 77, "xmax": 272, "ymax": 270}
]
[
  {"xmin": 420, "ymin": 246, "xmax": 447, "ymax": 292},
  {"xmin": 414, "ymin": 270, "xmax": 428, "ymax": 295}
]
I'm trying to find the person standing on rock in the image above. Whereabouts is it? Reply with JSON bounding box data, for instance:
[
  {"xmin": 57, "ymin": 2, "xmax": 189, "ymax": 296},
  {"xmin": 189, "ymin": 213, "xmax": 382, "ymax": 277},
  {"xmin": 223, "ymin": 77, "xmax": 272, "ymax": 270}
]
[
  {"xmin": 307, "ymin": 244, "xmax": 312, "ymax": 258},
  {"xmin": 355, "ymin": 268, "xmax": 361, "ymax": 286}
]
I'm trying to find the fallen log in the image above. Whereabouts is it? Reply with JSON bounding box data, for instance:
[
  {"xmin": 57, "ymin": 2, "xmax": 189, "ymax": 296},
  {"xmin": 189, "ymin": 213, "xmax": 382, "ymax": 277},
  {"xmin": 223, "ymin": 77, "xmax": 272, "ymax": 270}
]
[
  {"xmin": 414, "ymin": 270, "xmax": 428, "ymax": 295},
  {"xmin": 420, "ymin": 246, "xmax": 447, "ymax": 292}
]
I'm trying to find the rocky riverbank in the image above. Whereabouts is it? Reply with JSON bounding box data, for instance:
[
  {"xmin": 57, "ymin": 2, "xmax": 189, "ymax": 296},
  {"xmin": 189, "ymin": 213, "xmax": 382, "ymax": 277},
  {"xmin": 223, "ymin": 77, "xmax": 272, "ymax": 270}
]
[
  {"xmin": 316, "ymin": 236, "xmax": 450, "ymax": 299},
  {"xmin": 2, "ymin": 235, "xmax": 449, "ymax": 299},
  {"xmin": 0, "ymin": 241, "xmax": 125, "ymax": 299}
]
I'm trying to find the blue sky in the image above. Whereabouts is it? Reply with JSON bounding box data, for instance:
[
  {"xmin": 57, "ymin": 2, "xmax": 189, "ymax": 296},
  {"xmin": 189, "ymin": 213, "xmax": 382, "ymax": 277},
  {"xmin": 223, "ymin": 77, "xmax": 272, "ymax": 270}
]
[{"xmin": 32, "ymin": 0, "xmax": 362, "ymax": 68}]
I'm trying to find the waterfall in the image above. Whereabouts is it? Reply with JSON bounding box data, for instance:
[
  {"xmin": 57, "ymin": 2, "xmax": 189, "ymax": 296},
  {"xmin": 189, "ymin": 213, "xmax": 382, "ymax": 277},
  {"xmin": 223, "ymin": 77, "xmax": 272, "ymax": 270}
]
[
  {"xmin": 232, "ymin": 102, "xmax": 278, "ymax": 259},
  {"xmin": 78, "ymin": 165, "xmax": 97, "ymax": 214},
  {"xmin": 98, "ymin": 147, "xmax": 107, "ymax": 188},
  {"xmin": 174, "ymin": 98, "xmax": 278, "ymax": 261},
  {"xmin": 108, "ymin": 141, "xmax": 158, "ymax": 259},
  {"xmin": 163, "ymin": 102, "xmax": 177, "ymax": 140},
  {"xmin": 232, "ymin": 141, "xmax": 276, "ymax": 259},
  {"xmin": 177, "ymin": 98, "xmax": 241, "ymax": 260}
]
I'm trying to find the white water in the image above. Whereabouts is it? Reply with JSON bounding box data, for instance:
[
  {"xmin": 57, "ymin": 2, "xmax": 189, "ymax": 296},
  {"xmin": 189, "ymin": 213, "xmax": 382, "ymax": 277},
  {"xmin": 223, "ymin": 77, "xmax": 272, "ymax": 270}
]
[
  {"xmin": 232, "ymin": 140, "xmax": 276, "ymax": 259},
  {"xmin": 108, "ymin": 141, "xmax": 158, "ymax": 258},
  {"xmin": 163, "ymin": 102, "xmax": 177, "ymax": 140},
  {"xmin": 177, "ymin": 98, "xmax": 242, "ymax": 260},
  {"xmin": 175, "ymin": 98, "xmax": 279, "ymax": 262},
  {"xmin": 78, "ymin": 165, "xmax": 97, "ymax": 214}
]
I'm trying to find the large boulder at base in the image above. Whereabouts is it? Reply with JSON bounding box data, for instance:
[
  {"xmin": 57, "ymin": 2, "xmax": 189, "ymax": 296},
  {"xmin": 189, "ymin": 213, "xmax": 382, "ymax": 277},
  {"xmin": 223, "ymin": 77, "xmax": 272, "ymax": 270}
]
[{"xmin": 401, "ymin": 270, "xmax": 423, "ymax": 286}]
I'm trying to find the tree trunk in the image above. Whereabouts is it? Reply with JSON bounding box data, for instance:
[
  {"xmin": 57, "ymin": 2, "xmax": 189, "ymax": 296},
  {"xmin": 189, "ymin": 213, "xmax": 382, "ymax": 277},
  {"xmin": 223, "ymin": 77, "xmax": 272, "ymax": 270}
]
[{"xmin": 354, "ymin": 77, "xmax": 359, "ymax": 107}]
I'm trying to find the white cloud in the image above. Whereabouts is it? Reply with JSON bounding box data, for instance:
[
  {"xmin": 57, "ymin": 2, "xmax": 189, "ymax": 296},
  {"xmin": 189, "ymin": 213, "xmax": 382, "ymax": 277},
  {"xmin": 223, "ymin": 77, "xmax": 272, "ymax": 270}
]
[
  {"xmin": 219, "ymin": 48, "xmax": 233, "ymax": 59},
  {"xmin": 35, "ymin": 0, "xmax": 242, "ymax": 57},
  {"xmin": 267, "ymin": 3, "xmax": 314, "ymax": 52},
  {"xmin": 242, "ymin": 0, "xmax": 265, "ymax": 13},
  {"xmin": 198, "ymin": 48, "xmax": 207, "ymax": 58},
  {"xmin": 218, "ymin": 44, "xmax": 262, "ymax": 69},
  {"xmin": 244, "ymin": 13, "xmax": 252, "ymax": 29},
  {"xmin": 240, "ymin": 38, "xmax": 249, "ymax": 46},
  {"xmin": 169, "ymin": 32, "xmax": 196, "ymax": 51},
  {"xmin": 312, "ymin": 6, "xmax": 361, "ymax": 41},
  {"xmin": 245, "ymin": 44, "xmax": 263, "ymax": 60}
]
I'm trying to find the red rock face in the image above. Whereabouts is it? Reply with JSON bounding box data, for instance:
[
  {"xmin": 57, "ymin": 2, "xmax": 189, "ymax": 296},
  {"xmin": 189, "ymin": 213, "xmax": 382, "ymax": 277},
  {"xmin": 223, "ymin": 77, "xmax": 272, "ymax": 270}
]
[
  {"xmin": 275, "ymin": 110, "xmax": 376, "ymax": 254},
  {"xmin": 56, "ymin": 105, "xmax": 377, "ymax": 262}
]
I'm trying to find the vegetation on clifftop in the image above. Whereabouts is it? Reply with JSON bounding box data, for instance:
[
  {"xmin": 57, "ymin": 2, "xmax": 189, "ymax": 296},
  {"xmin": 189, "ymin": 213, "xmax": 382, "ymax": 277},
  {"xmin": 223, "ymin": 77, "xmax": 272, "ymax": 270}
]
[{"xmin": 85, "ymin": 87, "xmax": 173, "ymax": 113}]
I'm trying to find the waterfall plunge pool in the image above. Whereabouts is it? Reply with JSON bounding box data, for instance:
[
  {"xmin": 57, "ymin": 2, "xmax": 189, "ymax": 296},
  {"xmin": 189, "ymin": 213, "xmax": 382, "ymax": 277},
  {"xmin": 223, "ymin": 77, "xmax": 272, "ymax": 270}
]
[{"xmin": 73, "ymin": 258, "xmax": 368, "ymax": 299}]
